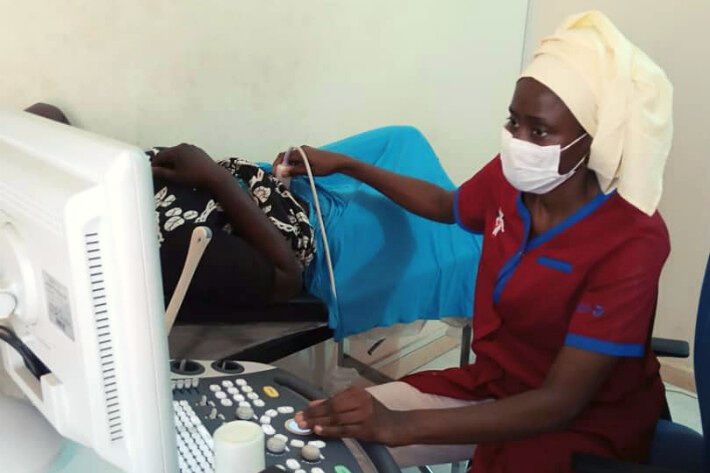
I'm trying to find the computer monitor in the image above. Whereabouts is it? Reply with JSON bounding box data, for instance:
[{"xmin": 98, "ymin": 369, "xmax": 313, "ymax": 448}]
[{"xmin": 0, "ymin": 110, "xmax": 177, "ymax": 472}]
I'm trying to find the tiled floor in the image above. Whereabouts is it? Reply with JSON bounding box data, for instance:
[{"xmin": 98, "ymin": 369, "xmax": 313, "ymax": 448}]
[{"xmin": 399, "ymin": 348, "xmax": 703, "ymax": 473}]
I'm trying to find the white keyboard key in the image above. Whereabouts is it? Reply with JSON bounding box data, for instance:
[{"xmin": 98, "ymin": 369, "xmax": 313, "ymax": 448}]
[
  {"xmin": 236, "ymin": 406, "xmax": 254, "ymax": 420},
  {"xmin": 239, "ymin": 401, "xmax": 251, "ymax": 408},
  {"xmin": 220, "ymin": 398, "xmax": 233, "ymax": 407},
  {"xmin": 262, "ymin": 424, "xmax": 276, "ymax": 436},
  {"xmin": 307, "ymin": 440, "xmax": 326, "ymax": 449},
  {"xmin": 259, "ymin": 415, "xmax": 271, "ymax": 425},
  {"xmin": 274, "ymin": 433, "xmax": 288, "ymax": 443},
  {"xmin": 209, "ymin": 384, "xmax": 221, "ymax": 392},
  {"xmin": 241, "ymin": 385, "xmax": 253, "ymax": 393},
  {"xmin": 301, "ymin": 445, "xmax": 320, "ymax": 462},
  {"xmin": 233, "ymin": 394, "xmax": 245, "ymax": 402},
  {"xmin": 311, "ymin": 468, "xmax": 325, "ymax": 473},
  {"xmin": 214, "ymin": 391, "xmax": 227, "ymax": 400},
  {"xmin": 253, "ymin": 399, "xmax": 265, "ymax": 407},
  {"xmin": 286, "ymin": 459, "xmax": 301, "ymax": 470},
  {"xmin": 236, "ymin": 379, "xmax": 247, "ymax": 386},
  {"xmin": 295, "ymin": 470, "xmax": 306, "ymax": 473},
  {"xmin": 227, "ymin": 387, "xmax": 239, "ymax": 395},
  {"xmin": 266, "ymin": 436, "xmax": 287, "ymax": 454},
  {"xmin": 265, "ymin": 409, "xmax": 278, "ymax": 417},
  {"xmin": 278, "ymin": 406, "xmax": 295, "ymax": 414},
  {"xmin": 285, "ymin": 418, "xmax": 312, "ymax": 436},
  {"xmin": 247, "ymin": 392, "xmax": 259, "ymax": 400},
  {"xmin": 221, "ymin": 380, "xmax": 234, "ymax": 388},
  {"xmin": 290, "ymin": 439, "xmax": 304, "ymax": 448},
  {"xmin": 182, "ymin": 378, "xmax": 191, "ymax": 389}
]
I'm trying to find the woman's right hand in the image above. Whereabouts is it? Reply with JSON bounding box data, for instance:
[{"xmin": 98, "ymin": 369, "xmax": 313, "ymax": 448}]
[{"xmin": 273, "ymin": 146, "xmax": 351, "ymax": 177}]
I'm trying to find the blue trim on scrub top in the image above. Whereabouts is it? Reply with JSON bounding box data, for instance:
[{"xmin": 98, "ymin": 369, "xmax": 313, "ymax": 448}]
[
  {"xmin": 527, "ymin": 191, "xmax": 615, "ymax": 251},
  {"xmin": 565, "ymin": 333, "xmax": 645, "ymax": 357},
  {"xmin": 453, "ymin": 189, "xmax": 483, "ymax": 235},
  {"xmin": 537, "ymin": 256, "xmax": 573, "ymax": 274},
  {"xmin": 492, "ymin": 191, "xmax": 615, "ymax": 304},
  {"xmin": 492, "ymin": 196, "xmax": 532, "ymax": 303}
]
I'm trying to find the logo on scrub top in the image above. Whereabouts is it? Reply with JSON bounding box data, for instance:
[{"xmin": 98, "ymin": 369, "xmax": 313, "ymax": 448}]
[
  {"xmin": 492, "ymin": 208, "xmax": 505, "ymax": 236},
  {"xmin": 576, "ymin": 304, "xmax": 605, "ymax": 317}
]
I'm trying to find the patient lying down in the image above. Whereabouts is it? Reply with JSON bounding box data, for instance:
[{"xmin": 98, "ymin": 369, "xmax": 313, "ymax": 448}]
[{"xmin": 24, "ymin": 103, "xmax": 315, "ymax": 319}]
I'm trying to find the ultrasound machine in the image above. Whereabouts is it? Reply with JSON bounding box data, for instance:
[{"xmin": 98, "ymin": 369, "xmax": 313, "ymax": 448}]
[{"xmin": 0, "ymin": 111, "xmax": 398, "ymax": 473}]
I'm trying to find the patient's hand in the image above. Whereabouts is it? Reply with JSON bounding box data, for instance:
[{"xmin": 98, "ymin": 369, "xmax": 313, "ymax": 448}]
[{"xmin": 151, "ymin": 143, "xmax": 228, "ymax": 189}]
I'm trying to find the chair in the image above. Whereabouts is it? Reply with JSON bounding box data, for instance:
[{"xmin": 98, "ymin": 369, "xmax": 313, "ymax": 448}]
[{"xmin": 574, "ymin": 253, "xmax": 710, "ymax": 473}]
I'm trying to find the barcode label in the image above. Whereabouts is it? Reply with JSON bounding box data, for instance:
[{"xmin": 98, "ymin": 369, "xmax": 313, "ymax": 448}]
[{"xmin": 43, "ymin": 271, "xmax": 74, "ymax": 341}]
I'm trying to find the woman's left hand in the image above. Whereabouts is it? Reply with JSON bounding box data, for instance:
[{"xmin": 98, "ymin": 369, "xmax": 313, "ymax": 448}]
[
  {"xmin": 151, "ymin": 143, "xmax": 227, "ymax": 189},
  {"xmin": 295, "ymin": 386, "xmax": 404, "ymax": 446}
]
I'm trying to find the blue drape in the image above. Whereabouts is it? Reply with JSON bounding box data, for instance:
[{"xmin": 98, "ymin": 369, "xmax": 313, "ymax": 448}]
[{"xmin": 265, "ymin": 126, "xmax": 481, "ymax": 339}]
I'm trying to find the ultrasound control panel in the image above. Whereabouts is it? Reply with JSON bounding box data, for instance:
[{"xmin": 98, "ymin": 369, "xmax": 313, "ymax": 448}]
[{"xmin": 170, "ymin": 359, "xmax": 366, "ymax": 473}]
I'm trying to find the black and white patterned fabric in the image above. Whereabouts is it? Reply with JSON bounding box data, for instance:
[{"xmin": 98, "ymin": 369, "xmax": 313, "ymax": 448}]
[{"xmin": 148, "ymin": 149, "xmax": 315, "ymax": 270}]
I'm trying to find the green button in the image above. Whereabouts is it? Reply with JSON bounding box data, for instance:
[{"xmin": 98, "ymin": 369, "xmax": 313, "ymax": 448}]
[{"xmin": 335, "ymin": 466, "xmax": 353, "ymax": 473}]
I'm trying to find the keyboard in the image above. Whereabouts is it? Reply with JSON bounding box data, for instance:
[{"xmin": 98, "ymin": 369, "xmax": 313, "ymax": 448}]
[
  {"xmin": 170, "ymin": 359, "xmax": 363, "ymax": 473},
  {"xmin": 174, "ymin": 396, "xmax": 214, "ymax": 473}
]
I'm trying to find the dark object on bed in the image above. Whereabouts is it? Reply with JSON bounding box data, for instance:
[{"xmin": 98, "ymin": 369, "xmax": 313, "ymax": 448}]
[{"xmin": 168, "ymin": 292, "xmax": 332, "ymax": 364}]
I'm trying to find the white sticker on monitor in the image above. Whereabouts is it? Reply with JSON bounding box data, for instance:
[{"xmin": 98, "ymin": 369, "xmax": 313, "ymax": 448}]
[{"xmin": 43, "ymin": 271, "xmax": 74, "ymax": 340}]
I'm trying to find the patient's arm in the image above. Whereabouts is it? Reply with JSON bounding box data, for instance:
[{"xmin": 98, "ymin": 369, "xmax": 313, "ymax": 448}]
[
  {"xmin": 24, "ymin": 103, "xmax": 71, "ymax": 125},
  {"xmin": 274, "ymin": 146, "xmax": 455, "ymax": 223},
  {"xmin": 153, "ymin": 144, "xmax": 302, "ymax": 301}
]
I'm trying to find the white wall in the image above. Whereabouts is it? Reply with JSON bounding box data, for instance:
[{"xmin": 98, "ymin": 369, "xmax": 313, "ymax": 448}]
[
  {"xmin": 0, "ymin": 0, "xmax": 528, "ymax": 185},
  {"xmin": 525, "ymin": 1, "xmax": 710, "ymax": 384}
]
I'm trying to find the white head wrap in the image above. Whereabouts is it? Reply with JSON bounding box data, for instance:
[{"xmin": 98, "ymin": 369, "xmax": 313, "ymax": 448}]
[{"xmin": 521, "ymin": 10, "xmax": 673, "ymax": 216}]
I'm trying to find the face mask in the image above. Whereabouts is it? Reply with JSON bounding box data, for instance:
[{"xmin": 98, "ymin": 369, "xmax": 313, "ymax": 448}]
[{"xmin": 500, "ymin": 128, "xmax": 588, "ymax": 194}]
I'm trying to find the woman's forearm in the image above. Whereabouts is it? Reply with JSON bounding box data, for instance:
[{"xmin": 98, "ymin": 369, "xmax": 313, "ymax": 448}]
[
  {"xmin": 340, "ymin": 158, "xmax": 455, "ymax": 223},
  {"xmin": 207, "ymin": 168, "xmax": 301, "ymax": 298},
  {"xmin": 390, "ymin": 348, "xmax": 617, "ymax": 446},
  {"xmin": 393, "ymin": 387, "xmax": 577, "ymax": 447},
  {"xmin": 300, "ymin": 148, "xmax": 455, "ymax": 223}
]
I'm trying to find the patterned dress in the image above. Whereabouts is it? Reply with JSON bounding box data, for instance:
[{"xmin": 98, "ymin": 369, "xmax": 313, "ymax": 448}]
[{"xmin": 148, "ymin": 149, "xmax": 315, "ymax": 271}]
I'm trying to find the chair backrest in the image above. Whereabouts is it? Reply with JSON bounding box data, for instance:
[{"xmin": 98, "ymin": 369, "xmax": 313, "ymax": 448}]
[{"xmin": 693, "ymin": 253, "xmax": 710, "ymax": 464}]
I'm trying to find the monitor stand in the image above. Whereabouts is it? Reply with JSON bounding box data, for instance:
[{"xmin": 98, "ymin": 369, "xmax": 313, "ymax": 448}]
[
  {"xmin": 0, "ymin": 392, "xmax": 63, "ymax": 472},
  {"xmin": 0, "ymin": 391, "xmax": 123, "ymax": 473}
]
